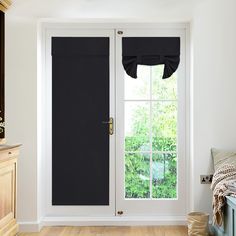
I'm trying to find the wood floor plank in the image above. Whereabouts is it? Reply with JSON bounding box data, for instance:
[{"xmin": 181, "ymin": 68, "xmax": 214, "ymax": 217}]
[{"xmin": 19, "ymin": 226, "xmax": 188, "ymax": 236}]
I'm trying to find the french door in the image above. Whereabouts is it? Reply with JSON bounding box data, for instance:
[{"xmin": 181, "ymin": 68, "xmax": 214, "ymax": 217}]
[
  {"xmin": 44, "ymin": 26, "xmax": 187, "ymax": 218},
  {"xmin": 116, "ymin": 29, "xmax": 187, "ymax": 216},
  {"xmin": 45, "ymin": 29, "xmax": 115, "ymax": 216}
]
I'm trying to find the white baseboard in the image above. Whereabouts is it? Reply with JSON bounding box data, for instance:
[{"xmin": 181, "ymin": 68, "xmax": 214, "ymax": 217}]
[
  {"xmin": 42, "ymin": 216, "xmax": 187, "ymax": 226},
  {"xmin": 19, "ymin": 216, "xmax": 187, "ymax": 232},
  {"xmin": 18, "ymin": 221, "xmax": 43, "ymax": 232}
]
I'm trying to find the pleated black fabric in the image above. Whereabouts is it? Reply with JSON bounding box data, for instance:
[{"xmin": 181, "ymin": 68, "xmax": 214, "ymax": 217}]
[{"xmin": 122, "ymin": 37, "xmax": 180, "ymax": 79}]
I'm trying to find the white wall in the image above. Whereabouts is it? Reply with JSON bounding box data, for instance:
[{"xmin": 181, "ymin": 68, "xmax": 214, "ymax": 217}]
[
  {"xmin": 192, "ymin": 0, "xmax": 236, "ymax": 214},
  {"xmin": 8, "ymin": 0, "xmax": 201, "ymax": 21},
  {"xmin": 4, "ymin": 0, "xmax": 236, "ymax": 228},
  {"xmin": 5, "ymin": 16, "xmax": 38, "ymax": 223}
]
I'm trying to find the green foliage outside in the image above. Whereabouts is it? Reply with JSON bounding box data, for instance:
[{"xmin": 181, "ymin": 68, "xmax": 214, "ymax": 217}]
[{"xmin": 125, "ymin": 66, "xmax": 177, "ymax": 199}]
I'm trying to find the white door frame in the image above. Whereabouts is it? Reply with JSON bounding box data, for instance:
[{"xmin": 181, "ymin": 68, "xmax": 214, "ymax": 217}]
[{"xmin": 37, "ymin": 22, "xmax": 190, "ymax": 228}]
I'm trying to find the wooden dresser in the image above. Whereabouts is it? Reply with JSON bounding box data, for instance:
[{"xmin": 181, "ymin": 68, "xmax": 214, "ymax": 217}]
[{"xmin": 0, "ymin": 145, "xmax": 20, "ymax": 236}]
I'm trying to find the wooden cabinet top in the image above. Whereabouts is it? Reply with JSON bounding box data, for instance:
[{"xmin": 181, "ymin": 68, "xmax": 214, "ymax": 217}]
[{"xmin": 0, "ymin": 144, "xmax": 21, "ymax": 152}]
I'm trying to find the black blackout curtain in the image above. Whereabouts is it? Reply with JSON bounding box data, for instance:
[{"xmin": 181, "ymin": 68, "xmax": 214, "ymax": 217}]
[{"xmin": 52, "ymin": 37, "xmax": 110, "ymax": 205}]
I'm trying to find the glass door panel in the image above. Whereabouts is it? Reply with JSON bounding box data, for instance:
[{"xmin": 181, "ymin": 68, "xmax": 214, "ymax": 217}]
[{"xmin": 116, "ymin": 29, "xmax": 187, "ymax": 216}]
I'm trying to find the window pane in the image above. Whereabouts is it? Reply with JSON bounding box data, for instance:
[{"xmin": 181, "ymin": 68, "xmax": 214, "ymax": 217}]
[
  {"xmin": 152, "ymin": 153, "xmax": 177, "ymax": 199},
  {"xmin": 125, "ymin": 102, "xmax": 150, "ymax": 151},
  {"xmin": 152, "ymin": 102, "xmax": 177, "ymax": 152},
  {"xmin": 125, "ymin": 65, "xmax": 150, "ymax": 100},
  {"xmin": 152, "ymin": 65, "xmax": 177, "ymax": 100},
  {"xmin": 125, "ymin": 152, "xmax": 150, "ymax": 198}
]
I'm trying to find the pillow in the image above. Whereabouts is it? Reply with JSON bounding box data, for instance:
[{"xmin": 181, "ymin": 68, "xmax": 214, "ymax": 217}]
[{"xmin": 211, "ymin": 148, "xmax": 236, "ymax": 171}]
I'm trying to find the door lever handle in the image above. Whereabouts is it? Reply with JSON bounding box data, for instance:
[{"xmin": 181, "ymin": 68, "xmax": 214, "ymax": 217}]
[{"xmin": 102, "ymin": 118, "xmax": 114, "ymax": 135}]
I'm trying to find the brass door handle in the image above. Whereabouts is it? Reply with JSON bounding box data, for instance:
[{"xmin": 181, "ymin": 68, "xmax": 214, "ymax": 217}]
[{"xmin": 102, "ymin": 118, "xmax": 114, "ymax": 135}]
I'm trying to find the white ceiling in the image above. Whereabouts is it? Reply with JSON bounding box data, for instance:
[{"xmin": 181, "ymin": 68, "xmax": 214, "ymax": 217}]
[{"xmin": 8, "ymin": 0, "xmax": 205, "ymax": 21}]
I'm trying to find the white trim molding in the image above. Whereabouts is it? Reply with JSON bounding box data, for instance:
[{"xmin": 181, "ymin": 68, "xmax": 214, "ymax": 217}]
[
  {"xmin": 42, "ymin": 216, "xmax": 187, "ymax": 226},
  {"xmin": 19, "ymin": 216, "xmax": 187, "ymax": 232},
  {"xmin": 18, "ymin": 220, "xmax": 43, "ymax": 233}
]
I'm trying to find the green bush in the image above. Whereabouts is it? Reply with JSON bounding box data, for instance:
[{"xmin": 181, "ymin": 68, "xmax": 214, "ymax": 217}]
[{"xmin": 125, "ymin": 139, "xmax": 177, "ymax": 199}]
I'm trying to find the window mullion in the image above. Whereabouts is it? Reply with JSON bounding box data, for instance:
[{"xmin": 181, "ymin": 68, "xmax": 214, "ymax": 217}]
[{"xmin": 150, "ymin": 67, "xmax": 153, "ymax": 199}]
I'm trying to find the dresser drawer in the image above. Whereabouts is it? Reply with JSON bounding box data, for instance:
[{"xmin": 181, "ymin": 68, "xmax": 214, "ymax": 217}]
[{"xmin": 0, "ymin": 148, "xmax": 19, "ymax": 162}]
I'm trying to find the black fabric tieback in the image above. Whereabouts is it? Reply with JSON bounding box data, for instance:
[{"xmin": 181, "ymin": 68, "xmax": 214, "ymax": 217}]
[{"xmin": 122, "ymin": 37, "xmax": 180, "ymax": 79}]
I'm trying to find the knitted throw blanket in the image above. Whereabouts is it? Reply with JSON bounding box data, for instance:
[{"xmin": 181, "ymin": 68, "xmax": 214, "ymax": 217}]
[{"xmin": 211, "ymin": 164, "xmax": 236, "ymax": 226}]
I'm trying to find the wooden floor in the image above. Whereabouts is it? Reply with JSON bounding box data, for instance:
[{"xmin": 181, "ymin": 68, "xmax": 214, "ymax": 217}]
[{"xmin": 19, "ymin": 226, "xmax": 188, "ymax": 236}]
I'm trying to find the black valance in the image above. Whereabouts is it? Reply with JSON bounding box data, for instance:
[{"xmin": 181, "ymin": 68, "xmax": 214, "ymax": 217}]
[
  {"xmin": 52, "ymin": 37, "xmax": 109, "ymax": 56},
  {"xmin": 122, "ymin": 37, "xmax": 180, "ymax": 79}
]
